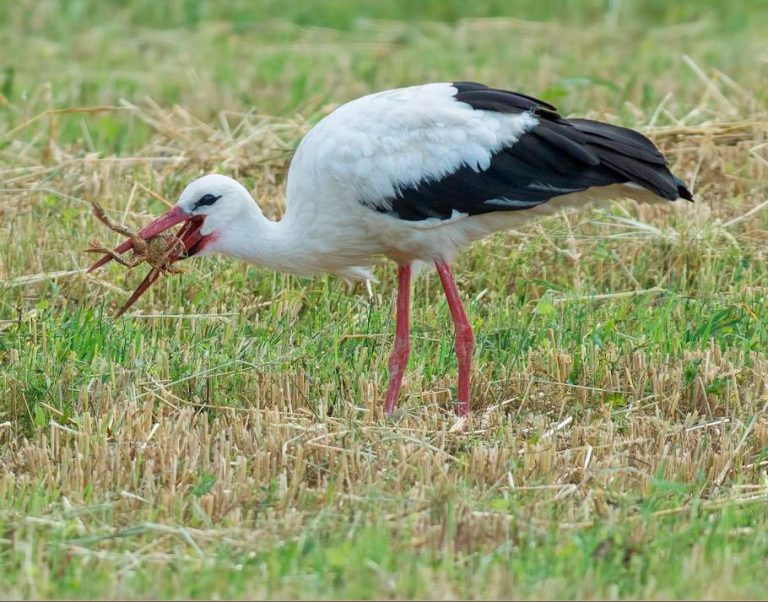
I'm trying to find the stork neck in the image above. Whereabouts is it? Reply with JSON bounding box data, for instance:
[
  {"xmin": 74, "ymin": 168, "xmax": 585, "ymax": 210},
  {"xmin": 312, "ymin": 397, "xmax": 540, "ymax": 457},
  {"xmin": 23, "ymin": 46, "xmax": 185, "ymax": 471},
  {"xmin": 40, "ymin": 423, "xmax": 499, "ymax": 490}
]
[{"xmin": 213, "ymin": 203, "xmax": 309, "ymax": 273}]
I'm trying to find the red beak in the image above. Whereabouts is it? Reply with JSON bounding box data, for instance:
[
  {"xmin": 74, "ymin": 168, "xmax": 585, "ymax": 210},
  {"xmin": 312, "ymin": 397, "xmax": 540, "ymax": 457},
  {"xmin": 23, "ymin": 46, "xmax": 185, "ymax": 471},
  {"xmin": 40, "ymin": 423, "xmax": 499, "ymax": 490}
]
[{"xmin": 87, "ymin": 206, "xmax": 191, "ymax": 273}]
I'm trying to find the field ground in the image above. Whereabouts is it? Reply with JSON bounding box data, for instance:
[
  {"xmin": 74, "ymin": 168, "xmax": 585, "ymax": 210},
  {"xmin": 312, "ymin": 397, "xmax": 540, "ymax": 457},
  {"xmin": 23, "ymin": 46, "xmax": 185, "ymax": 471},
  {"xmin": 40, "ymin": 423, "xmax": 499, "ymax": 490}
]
[{"xmin": 2, "ymin": 0, "xmax": 768, "ymax": 598}]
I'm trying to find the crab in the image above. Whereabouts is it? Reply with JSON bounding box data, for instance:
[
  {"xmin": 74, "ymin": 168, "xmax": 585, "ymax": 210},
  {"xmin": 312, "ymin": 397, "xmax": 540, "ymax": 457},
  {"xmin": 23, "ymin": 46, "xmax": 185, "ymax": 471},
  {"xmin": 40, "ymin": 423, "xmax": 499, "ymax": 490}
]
[{"xmin": 85, "ymin": 202, "xmax": 185, "ymax": 274}]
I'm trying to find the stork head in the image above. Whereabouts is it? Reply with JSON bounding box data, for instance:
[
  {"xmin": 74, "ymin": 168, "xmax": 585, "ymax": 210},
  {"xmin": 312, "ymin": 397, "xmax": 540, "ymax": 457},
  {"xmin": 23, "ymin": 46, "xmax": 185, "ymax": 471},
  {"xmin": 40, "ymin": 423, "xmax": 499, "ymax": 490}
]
[
  {"xmin": 174, "ymin": 174, "xmax": 257, "ymax": 252},
  {"xmin": 158, "ymin": 174, "xmax": 258, "ymax": 257}
]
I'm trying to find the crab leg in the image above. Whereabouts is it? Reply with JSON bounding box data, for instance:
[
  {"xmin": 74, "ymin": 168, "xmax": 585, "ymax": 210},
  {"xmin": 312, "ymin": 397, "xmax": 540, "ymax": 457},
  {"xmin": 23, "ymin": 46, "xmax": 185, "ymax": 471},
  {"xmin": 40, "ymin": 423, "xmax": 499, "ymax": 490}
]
[{"xmin": 114, "ymin": 267, "xmax": 162, "ymax": 317}]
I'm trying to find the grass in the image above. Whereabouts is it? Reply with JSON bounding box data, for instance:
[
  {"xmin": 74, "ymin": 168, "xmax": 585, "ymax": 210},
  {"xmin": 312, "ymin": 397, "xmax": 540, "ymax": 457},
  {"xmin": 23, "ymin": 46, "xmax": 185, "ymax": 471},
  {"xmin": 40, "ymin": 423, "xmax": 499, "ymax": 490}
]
[{"xmin": 2, "ymin": 0, "xmax": 768, "ymax": 598}]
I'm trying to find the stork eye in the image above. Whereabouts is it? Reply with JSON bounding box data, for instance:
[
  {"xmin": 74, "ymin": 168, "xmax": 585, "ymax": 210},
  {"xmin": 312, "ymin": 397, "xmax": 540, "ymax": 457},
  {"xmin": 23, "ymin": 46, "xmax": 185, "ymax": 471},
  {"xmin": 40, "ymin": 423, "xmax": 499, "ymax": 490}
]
[{"xmin": 194, "ymin": 193, "xmax": 221, "ymax": 208}]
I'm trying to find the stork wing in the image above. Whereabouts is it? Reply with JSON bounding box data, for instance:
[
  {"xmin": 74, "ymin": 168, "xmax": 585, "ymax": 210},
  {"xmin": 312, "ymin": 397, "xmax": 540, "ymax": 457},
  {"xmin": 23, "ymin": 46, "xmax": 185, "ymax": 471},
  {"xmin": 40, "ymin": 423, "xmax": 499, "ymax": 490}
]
[{"xmin": 292, "ymin": 82, "xmax": 690, "ymax": 223}]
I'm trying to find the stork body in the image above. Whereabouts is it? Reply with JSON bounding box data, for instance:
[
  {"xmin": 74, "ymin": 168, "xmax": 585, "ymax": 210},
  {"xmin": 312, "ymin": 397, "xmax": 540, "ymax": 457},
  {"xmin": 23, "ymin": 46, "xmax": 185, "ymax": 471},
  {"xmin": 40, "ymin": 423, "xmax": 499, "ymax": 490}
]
[{"xmin": 90, "ymin": 82, "xmax": 692, "ymax": 415}]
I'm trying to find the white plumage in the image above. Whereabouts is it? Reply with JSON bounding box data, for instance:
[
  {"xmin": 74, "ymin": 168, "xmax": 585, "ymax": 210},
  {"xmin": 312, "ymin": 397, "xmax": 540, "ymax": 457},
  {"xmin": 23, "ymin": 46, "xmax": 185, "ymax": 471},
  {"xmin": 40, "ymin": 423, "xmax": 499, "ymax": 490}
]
[
  {"xmin": 297, "ymin": 84, "xmax": 538, "ymax": 205},
  {"xmin": 90, "ymin": 81, "xmax": 692, "ymax": 416}
]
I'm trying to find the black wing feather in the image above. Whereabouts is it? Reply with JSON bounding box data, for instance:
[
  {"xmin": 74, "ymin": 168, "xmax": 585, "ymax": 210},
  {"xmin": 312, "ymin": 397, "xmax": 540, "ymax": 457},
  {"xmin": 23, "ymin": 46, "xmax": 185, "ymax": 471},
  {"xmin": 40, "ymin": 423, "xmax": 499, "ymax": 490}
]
[{"xmin": 379, "ymin": 82, "xmax": 692, "ymax": 222}]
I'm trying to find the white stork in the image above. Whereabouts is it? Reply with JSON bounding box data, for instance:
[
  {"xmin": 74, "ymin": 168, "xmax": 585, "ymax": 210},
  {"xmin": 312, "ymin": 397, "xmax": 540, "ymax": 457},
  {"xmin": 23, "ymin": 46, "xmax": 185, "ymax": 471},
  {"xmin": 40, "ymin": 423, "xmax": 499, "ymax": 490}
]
[{"xmin": 89, "ymin": 82, "xmax": 692, "ymax": 416}]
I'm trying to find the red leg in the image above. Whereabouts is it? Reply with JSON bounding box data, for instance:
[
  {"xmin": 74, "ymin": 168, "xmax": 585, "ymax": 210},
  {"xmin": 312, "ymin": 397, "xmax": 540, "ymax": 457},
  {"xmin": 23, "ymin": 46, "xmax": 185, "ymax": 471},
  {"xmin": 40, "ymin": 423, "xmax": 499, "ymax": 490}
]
[
  {"xmin": 435, "ymin": 260, "xmax": 474, "ymax": 416},
  {"xmin": 384, "ymin": 263, "xmax": 412, "ymax": 415}
]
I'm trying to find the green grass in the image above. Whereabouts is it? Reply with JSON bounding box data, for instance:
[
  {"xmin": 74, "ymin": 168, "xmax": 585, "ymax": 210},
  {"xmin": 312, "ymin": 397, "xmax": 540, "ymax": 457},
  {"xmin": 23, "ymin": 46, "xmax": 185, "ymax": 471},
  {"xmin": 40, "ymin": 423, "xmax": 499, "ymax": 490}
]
[
  {"xmin": 2, "ymin": 0, "xmax": 768, "ymax": 599},
  {"xmin": 3, "ymin": 503, "xmax": 768, "ymax": 598}
]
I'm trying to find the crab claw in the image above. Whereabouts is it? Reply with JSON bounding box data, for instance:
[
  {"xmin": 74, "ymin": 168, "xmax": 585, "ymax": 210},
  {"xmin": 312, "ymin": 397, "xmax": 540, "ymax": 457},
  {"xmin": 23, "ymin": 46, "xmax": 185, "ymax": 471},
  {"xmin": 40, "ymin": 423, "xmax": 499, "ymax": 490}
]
[{"xmin": 87, "ymin": 205, "xmax": 192, "ymax": 273}]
